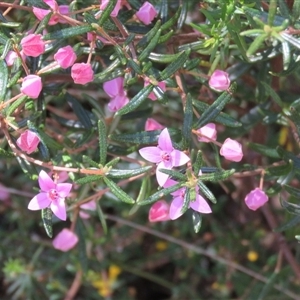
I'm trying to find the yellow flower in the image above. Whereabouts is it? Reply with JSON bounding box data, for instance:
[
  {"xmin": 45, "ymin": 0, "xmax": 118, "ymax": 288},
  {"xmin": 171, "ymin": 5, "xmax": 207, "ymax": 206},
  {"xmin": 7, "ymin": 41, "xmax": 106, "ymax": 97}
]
[
  {"xmin": 247, "ymin": 250, "xmax": 258, "ymax": 262},
  {"xmin": 155, "ymin": 241, "xmax": 168, "ymax": 251}
]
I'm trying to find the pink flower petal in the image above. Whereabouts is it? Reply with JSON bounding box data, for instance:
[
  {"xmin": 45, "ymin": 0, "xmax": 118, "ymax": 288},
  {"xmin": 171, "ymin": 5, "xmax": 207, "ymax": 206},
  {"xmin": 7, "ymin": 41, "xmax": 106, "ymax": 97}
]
[
  {"xmin": 21, "ymin": 34, "xmax": 45, "ymax": 57},
  {"xmin": 139, "ymin": 146, "xmax": 161, "ymax": 163},
  {"xmin": 170, "ymin": 149, "xmax": 190, "ymax": 167},
  {"xmin": 53, "ymin": 228, "xmax": 78, "ymax": 252},
  {"xmin": 158, "ymin": 128, "xmax": 173, "ymax": 152},
  {"xmin": 38, "ymin": 170, "xmax": 55, "ymax": 191},
  {"xmin": 189, "ymin": 194, "xmax": 212, "ymax": 214},
  {"xmin": 28, "ymin": 193, "xmax": 51, "ymax": 210},
  {"xmin": 136, "ymin": 1, "xmax": 158, "ymax": 25},
  {"xmin": 145, "ymin": 118, "xmax": 164, "ymax": 131},
  {"xmin": 169, "ymin": 196, "xmax": 184, "ymax": 220},
  {"xmin": 51, "ymin": 197, "xmax": 66, "ymax": 220},
  {"xmin": 197, "ymin": 123, "xmax": 217, "ymax": 143},
  {"xmin": 103, "ymin": 77, "xmax": 124, "ymax": 97},
  {"xmin": 54, "ymin": 45, "xmax": 77, "ymax": 69},
  {"xmin": 107, "ymin": 94, "xmax": 129, "ymax": 112},
  {"xmin": 21, "ymin": 75, "xmax": 42, "ymax": 99},
  {"xmin": 220, "ymin": 138, "xmax": 243, "ymax": 162},
  {"xmin": 56, "ymin": 183, "xmax": 72, "ymax": 198},
  {"xmin": 100, "ymin": 0, "xmax": 122, "ymax": 17},
  {"xmin": 209, "ymin": 70, "xmax": 230, "ymax": 91},
  {"xmin": 71, "ymin": 63, "xmax": 94, "ymax": 85},
  {"xmin": 149, "ymin": 200, "xmax": 170, "ymax": 222},
  {"xmin": 156, "ymin": 162, "xmax": 170, "ymax": 187}
]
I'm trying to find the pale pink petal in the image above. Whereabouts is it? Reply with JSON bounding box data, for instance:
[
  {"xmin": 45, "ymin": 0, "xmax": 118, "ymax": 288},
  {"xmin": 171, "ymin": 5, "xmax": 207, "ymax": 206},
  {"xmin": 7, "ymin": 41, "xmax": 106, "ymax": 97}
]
[
  {"xmin": 197, "ymin": 123, "xmax": 217, "ymax": 143},
  {"xmin": 145, "ymin": 118, "xmax": 164, "ymax": 131},
  {"xmin": 103, "ymin": 77, "xmax": 124, "ymax": 97},
  {"xmin": 80, "ymin": 200, "xmax": 97, "ymax": 211},
  {"xmin": 220, "ymin": 138, "xmax": 243, "ymax": 162},
  {"xmin": 190, "ymin": 194, "xmax": 212, "ymax": 214},
  {"xmin": 44, "ymin": 0, "xmax": 58, "ymax": 10},
  {"xmin": 158, "ymin": 128, "xmax": 173, "ymax": 152},
  {"xmin": 51, "ymin": 197, "xmax": 66, "ymax": 220},
  {"xmin": 149, "ymin": 200, "xmax": 170, "ymax": 222},
  {"xmin": 139, "ymin": 146, "xmax": 161, "ymax": 163},
  {"xmin": 148, "ymin": 81, "xmax": 166, "ymax": 101},
  {"xmin": 163, "ymin": 178, "xmax": 178, "ymax": 188},
  {"xmin": 53, "ymin": 228, "xmax": 78, "ymax": 252},
  {"xmin": 28, "ymin": 193, "xmax": 51, "ymax": 210},
  {"xmin": 21, "ymin": 34, "xmax": 45, "ymax": 57},
  {"xmin": 38, "ymin": 170, "xmax": 55, "ymax": 191},
  {"xmin": 170, "ymin": 149, "xmax": 190, "ymax": 167},
  {"xmin": 71, "ymin": 63, "xmax": 94, "ymax": 85},
  {"xmin": 21, "ymin": 75, "xmax": 42, "ymax": 99},
  {"xmin": 54, "ymin": 45, "xmax": 77, "ymax": 69},
  {"xmin": 209, "ymin": 70, "xmax": 230, "ymax": 91},
  {"xmin": 57, "ymin": 5, "xmax": 69, "ymax": 23},
  {"xmin": 107, "ymin": 94, "xmax": 129, "ymax": 112},
  {"xmin": 245, "ymin": 188, "xmax": 268, "ymax": 211},
  {"xmin": 32, "ymin": 7, "xmax": 52, "ymax": 22},
  {"xmin": 156, "ymin": 161, "xmax": 170, "ymax": 187},
  {"xmin": 136, "ymin": 1, "xmax": 158, "ymax": 25},
  {"xmin": 100, "ymin": 0, "xmax": 122, "ymax": 17},
  {"xmin": 56, "ymin": 183, "xmax": 72, "ymax": 198},
  {"xmin": 169, "ymin": 196, "xmax": 184, "ymax": 220}
]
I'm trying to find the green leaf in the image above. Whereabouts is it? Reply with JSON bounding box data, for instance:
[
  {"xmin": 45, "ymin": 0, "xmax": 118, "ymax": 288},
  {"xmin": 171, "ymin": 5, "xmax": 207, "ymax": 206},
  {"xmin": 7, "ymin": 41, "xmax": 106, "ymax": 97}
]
[
  {"xmin": 108, "ymin": 166, "xmax": 152, "ymax": 179},
  {"xmin": 109, "ymin": 128, "xmax": 179, "ymax": 144},
  {"xmin": 293, "ymin": 0, "xmax": 300, "ymax": 20},
  {"xmin": 138, "ymin": 29, "xmax": 161, "ymax": 62},
  {"xmin": 98, "ymin": 0, "xmax": 118, "ymax": 25},
  {"xmin": 75, "ymin": 175, "xmax": 103, "ymax": 184},
  {"xmin": 138, "ymin": 182, "xmax": 183, "ymax": 205},
  {"xmin": 177, "ymin": 0, "xmax": 188, "ymax": 29},
  {"xmin": 281, "ymin": 32, "xmax": 300, "ymax": 50},
  {"xmin": 289, "ymin": 98, "xmax": 300, "ymax": 138},
  {"xmin": 158, "ymin": 168, "xmax": 187, "ymax": 181},
  {"xmin": 66, "ymin": 93, "xmax": 93, "ymax": 129},
  {"xmin": 199, "ymin": 169, "xmax": 235, "ymax": 182},
  {"xmin": 274, "ymin": 215, "xmax": 300, "ymax": 232},
  {"xmin": 284, "ymin": 184, "xmax": 300, "ymax": 197},
  {"xmin": 260, "ymin": 82, "xmax": 283, "ymax": 106},
  {"xmin": 136, "ymin": 20, "xmax": 161, "ymax": 51},
  {"xmin": 194, "ymin": 83, "xmax": 237, "ymax": 129},
  {"xmin": 103, "ymin": 177, "xmax": 135, "ymax": 204},
  {"xmin": 0, "ymin": 148, "xmax": 14, "ymax": 158},
  {"xmin": 192, "ymin": 99, "xmax": 241, "ymax": 127},
  {"xmin": 197, "ymin": 181, "xmax": 217, "ymax": 204},
  {"xmin": 182, "ymin": 94, "xmax": 193, "ymax": 147},
  {"xmin": 181, "ymin": 188, "xmax": 190, "ymax": 214},
  {"xmin": 41, "ymin": 208, "xmax": 53, "ymax": 238},
  {"xmin": 95, "ymin": 59, "xmax": 121, "ymax": 79},
  {"xmin": 43, "ymin": 25, "xmax": 93, "ymax": 40},
  {"xmin": 115, "ymin": 84, "xmax": 154, "ymax": 116},
  {"xmin": 0, "ymin": 59, "xmax": 8, "ymax": 101},
  {"xmin": 82, "ymin": 155, "xmax": 100, "ymax": 168},
  {"xmin": 280, "ymin": 197, "xmax": 300, "ymax": 215},
  {"xmin": 248, "ymin": 142, "xmax": 281, "ymax": 159},
  {"xmin": 193, "ymin": 150, "xmax": 203, "ymax": 176},
  {"xmin": 160, "ymin": 6, "xmax": 181, "ymax": 31},
  {"xmin": 5, "ymin": 95, "xmax": 27, "ymax": 117},
  {"xmin": 276, "ymin": 146, "xmax": 300, "ymax": 171},
  {"xmin": 281, "ymin": 40, "xmax": 291, "ymax": 70},
  {"xmin": 158, "ymin": 49, "xmax": 190, "ymax": 81},
  {"xmin": 268, "ymin": 0, "xmax": 278, "ymax": 26},
  {"xmin": 35, "ymin": 11, "xmax": 52, "ymax": 34},
  {"xmin": 246, "ymin": 34, "xmax": 268, "ymax": 57},
  {"xmin": 192, "ymin": 211, "xmax": 202, "ymax": 233},
  {"xmin": 98, "ymin": 119, "xmax": 107, "ymax": 166},
  {"xmin": 96, "ymin": 202, "xmax": 108, "ymax": 235},
  {"xmin": 158, "ymin": 30, "xmax": 173, "ymax": 44}
]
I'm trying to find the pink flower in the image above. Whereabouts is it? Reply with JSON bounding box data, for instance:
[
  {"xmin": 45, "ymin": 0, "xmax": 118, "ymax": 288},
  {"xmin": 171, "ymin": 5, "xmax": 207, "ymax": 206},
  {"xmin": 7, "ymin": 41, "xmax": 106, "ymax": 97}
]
[
  {"xmin": 71, "ymin": 63, "xmax": 94, "ymax": 85},
  {"xmin": 245, "ymin": 188, "xmax": 268, "ymax": 211},
  {"xmin": 16, "ymin": 130, "xmax": 40, "ymax": 154},
  {"xmin": 164, "ymin": 179, "xmax": 211, "ymax": 220},
  {"xmin": 21, "ymin": 75, "xmax": 42, "ymax": 99},
  {"xmin": 209, "ymin": 70, "xmax": 230, "ymax": 91},
  {"xmin": 100, "ymin": 0, "xmax": 122, "ymax": 17},
  {"xmin": 54, "ymin": 46, "xmax": 77, "ymax": 69},
  {"xmin": 21, "ymin": 34, "xmax": 45, "ymax": 57},
  {"xmin": 136, "ymin": 1, "xmax": 158, "ymax": 25},
  {"xmin": 79, "ymin": 200, "xmax": 97, "ymax": 219},
  {"xmin": 144, "ymin": 80, "xmax": 166, "ymax": 101},
  {"xmin": 5, "ymin": 51, "xmax": 18, "ymax": 66},
  {"xmin": 33, "ymin": 0, "xmax": 69, "ymax": 25},
  {"xmin": 220, "ymin": 138, "xmax": 243, "ymax": 162},
  {"xmin": 103, "ymin": 77, "xmax": 129, "ymax": 112},
  {"xmin": 145, "ymin": 118, "xmax": 164, "ymax": 131},
  {"xmin": 52, "ymin": 228, "xmax": 78, "ymax": 252},
  {"xmin": 28, "ymin": 170, "xmax": 72, "ymax": 221},
  {"xmin": 149, "ymin": 200, "xmax": 170, "ymax": 222},
  {"xmin": 197, "ymin": 123, "xmax": 217, "ymax": 143},
  {"xmin": 139, "ymin": 128, "xmax": 190, "ymax": 186}
]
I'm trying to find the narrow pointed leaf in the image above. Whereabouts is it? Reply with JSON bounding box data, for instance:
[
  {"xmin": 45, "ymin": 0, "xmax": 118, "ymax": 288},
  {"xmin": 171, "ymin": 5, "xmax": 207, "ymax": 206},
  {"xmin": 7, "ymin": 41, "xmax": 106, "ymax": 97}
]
[
  {"xmin": 138, "ymin": 29, "xmax": 161, "ymax": 62},
  {"xmin": 275, "ymin": 215, "xmax": 300, "ymax": 232},
  {"xmin": 0, "ymin": 59, "xmax": 8, "ymax": 101},
  {"xmin": 158, "ymin": 168, "xmax": 187, "ymax": 181},
  {"xmin": 197, "ymin": 181, "xmax": 217, "ymax": 204},
  {"xmin": 75, "ymin": 175, "xmax": 103, "ymax": 184},
  {"xmin": 280, "ymin": 196, "xmax": 300, "ymax": 215},
  {"xmin": 199, "ymin": 169, "xmax": 235, "ymax": 182},
  {"xmin": 182, "ymin": 94, "xmax": 193, "ymax": 147},
  {"xmin": 193, "ymin": 150, "xmax": 203, "ymax": 176},
  {"xmin": 82, "ymin": 155, "xmax": 100, "ymax": 168},
  {"xmin": 246, "ymin": 34, "xmax": 267, "ymax": 57},
  {"xmin": 284, "ymin": 184, "xmax": 300, "ymax": 197},
  {"xmin": 181, "ymin": 188, "xmax": 190, "ymax": 214},
  {"xmin": 43, "ymin": 25, "xmax": 93, "ymax": 40},
  {"xmin": 98, "ymin": 119, "xmax": 107, "ymax": 166},
  {"xmin": 108, "ymin": 166, "xmax": 152, "ymax": 179},
  {"xmin": 97, "ymin": 202, "xmax": 108, "ymax": 235},
  {"xmin": 161, "ymin": 6, "xmax": 181, "ymax": 31},
  {"xmin": 41, "ymin": 208, "xmax": 53, "ymax": 238},
  {"xmin": 136, "ymin": 20, "xmax": 161, "ymax": 51},
  {"xmin": 103, "ymin": 177, "xmax": 135, "ymax": 204},
  {"xmin": 248, "ymin": 142, "xmax": 281, "ymax": 158},
  {"xmin": 192, "ymin": 211, "xmax": 202, "ymax": 233}
]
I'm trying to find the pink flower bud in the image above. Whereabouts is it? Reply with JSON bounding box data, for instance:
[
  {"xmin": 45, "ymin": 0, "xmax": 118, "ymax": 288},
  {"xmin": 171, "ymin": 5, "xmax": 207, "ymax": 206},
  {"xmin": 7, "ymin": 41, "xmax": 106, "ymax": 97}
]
[
  {"xmin": 100, "ymin": 0, "xmax": 122, "ymax": 17},
  {"xmin": 5, "ymin": 51, "xmax": 18, "ymax": 66},
  {"xmin": 79, "ymin": 200, "xmax": 97, "ymax": 219},
  {"xmin": 16, "ymin": 130, "xmax": 40, "ymax": 154},
  {"xmin": 145, "ymin": 118, "xmax": 164, "ymax": 131},
  {"xmin": 21, "ymin": 34, "xmax": 45, "ymax": 57},
  {"xmin": 197, "ymin": 123, "xmax": 217, "ymax": 142},
  {"xmin": 21, "ymin": 75, "xmax": 42, "ymax": 99},
  {"xmin": 136, "ymin": 1, "xmax": 158, "ymax": 25},
  {"xmin": 209, "ymin": 70, "xmax": 230, "ymax": 91},
  {"xmin": 149, "ymin": 200, "xmax": 170, "ymax": 222},
  {"xmin": 220, "ymin": 138, "xmax": 243, "ymax": 162},
  {"xmin": 245, "ymin": 188, "xmax": 268, "ymax": 211},
  {"xmin": 54, "ymin": 46, "xmax": 77, "ymax": 69},
  {"xmin": 71, "ymin": 63, "xmax": 94, "ymax": 85},
  {"xmin": 52, "ymin": 229, "xmax": 78, "ymax": 252}
]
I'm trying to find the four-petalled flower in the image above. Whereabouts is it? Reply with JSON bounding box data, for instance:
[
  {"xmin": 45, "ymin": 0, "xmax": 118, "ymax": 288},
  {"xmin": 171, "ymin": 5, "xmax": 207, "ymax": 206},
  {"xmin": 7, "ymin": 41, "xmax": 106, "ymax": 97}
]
[
  {"xmin": 28, "ymin": 170, "xmax": 72, "ymax": 220},
  {"xmin": 139, "ymin": 128, "xmax": 190, "ymax": 186}
]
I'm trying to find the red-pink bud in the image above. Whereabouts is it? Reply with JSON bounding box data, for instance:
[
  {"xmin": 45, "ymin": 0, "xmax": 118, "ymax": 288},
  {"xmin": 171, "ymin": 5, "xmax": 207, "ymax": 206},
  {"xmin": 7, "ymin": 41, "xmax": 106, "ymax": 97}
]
[
  {"xmin": 52, "ymin": 229, "xmax": 78, "ymax": 252},
  {"xmin": 54, "ymin": 46, "xmax": 77, "ymax": 69},
  {"xmin": 197, "ymin": 123, "xmax": 217, "ymax": 142},
  {"xmin": 149, "ymin": 200, "xmax": 170, "ymax": 222},
  {"xmin": 71, "ymin": 63, "xmax": 94, "ymax": 85},
  {"xmin": 145, "ymin": 118, "xmax": 164, "ymax": 131},
  {"xmin": 100, "ymin": 0, "xmax": 122, "ymax": 17},
  {"xmin": 220, "ymin": 138, "xmax": 243, "ymax": 162},
  {"xmin": 209, "ymin": 70, "xmax": 230, "ymax": 91},
  {"xmin": 136, "ymin": 1, "xmax": 158, "ymax": 25},
  {"xmin": 21, "ymin": 75, "xmax": 42, "ymax": 99},
  {"xmin": 245, "ymin": 188, "xmax": 268, "ymax": 211},
  {"xmin": 21, "ymin": 34, "xmax": 45, "ymax": 57},
  {"xmin": 16, "ymin": 130, "xmax": 40, "ymax": 154}
]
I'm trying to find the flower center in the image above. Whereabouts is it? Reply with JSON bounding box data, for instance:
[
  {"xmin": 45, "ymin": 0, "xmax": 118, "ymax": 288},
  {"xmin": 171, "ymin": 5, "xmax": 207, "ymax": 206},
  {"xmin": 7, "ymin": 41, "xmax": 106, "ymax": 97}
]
[
  {"xmin": 161, "ymin": 151, "xmax": 170, "ymax": 162},
  {"xmin": 48, "ymin": 189, "xmax": 58, "ymax": 201}
]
